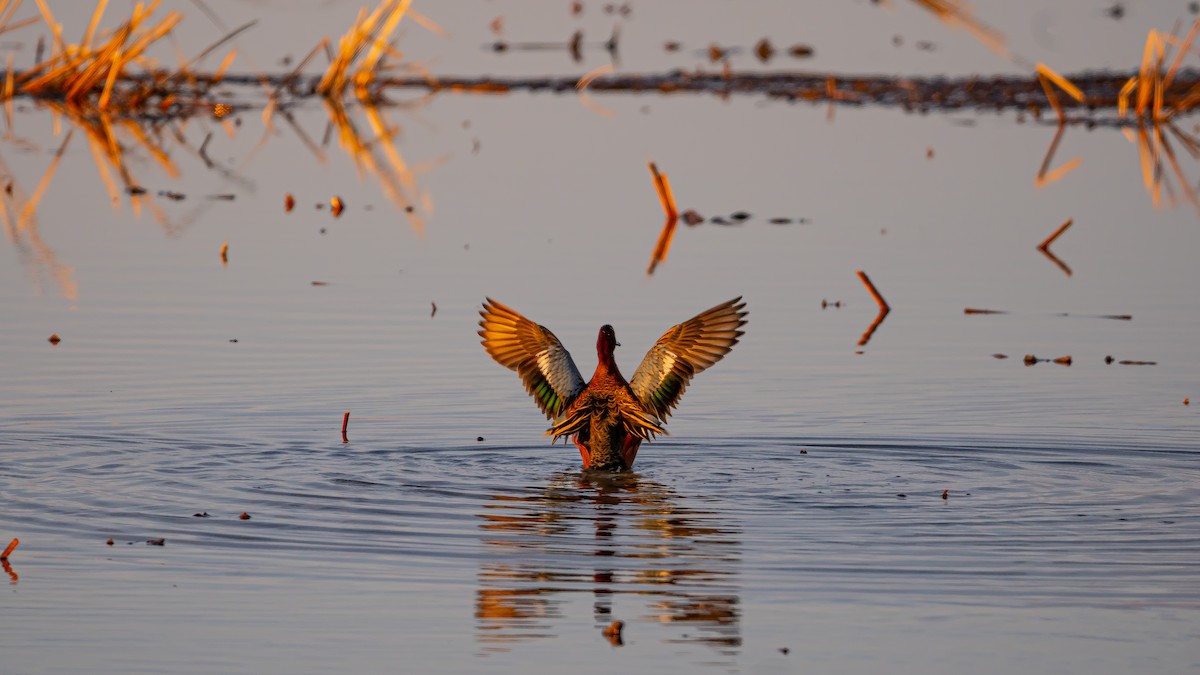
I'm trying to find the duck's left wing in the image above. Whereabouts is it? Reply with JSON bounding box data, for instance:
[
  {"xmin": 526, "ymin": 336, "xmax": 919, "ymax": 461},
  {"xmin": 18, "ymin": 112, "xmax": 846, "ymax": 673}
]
[
  {"xmin": 629, "ymin": 297, "xmax": 747, "ymax": 421},
  {"xmin": 479, "ymin": 298, "xmax": 586, "ymax": 419}
]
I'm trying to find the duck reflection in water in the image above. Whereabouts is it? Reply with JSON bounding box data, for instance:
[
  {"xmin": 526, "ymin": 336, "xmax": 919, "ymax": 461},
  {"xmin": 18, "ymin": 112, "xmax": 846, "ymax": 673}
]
[{"xmin": 475, "ymin": 471, "xmax": 741, "ymax": 657}]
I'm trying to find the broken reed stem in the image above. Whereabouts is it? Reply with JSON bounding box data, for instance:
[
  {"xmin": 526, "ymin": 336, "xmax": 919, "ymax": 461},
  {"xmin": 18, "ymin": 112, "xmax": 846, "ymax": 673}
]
[
  {"xmin": 1038, "ymin": 218, "xmax": 1073, "ymax": 250},
  {"xmin": 1, "ymin": 538, "xmax": 18, "ymax": 560},
  {"xmin": 648, "ymin": 161, "xmax": 677, "ymax": 218},
  {"xmin": 342, "ymin": 410, "xmax": 350, "ymax": 443},
  {"xmin": 856, "ymin": 270, "xmax": 890, "ymax": 313},
  {"xmin": 646, "ymin": 161, "xmax": 679, "ymax": 275}
]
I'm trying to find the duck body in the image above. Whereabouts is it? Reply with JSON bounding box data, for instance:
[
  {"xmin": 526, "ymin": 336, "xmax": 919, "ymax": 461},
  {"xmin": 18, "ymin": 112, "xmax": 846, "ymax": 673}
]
[{"xmin": 479, "ymin": 298, "xmax": 747, "ymax": 471}]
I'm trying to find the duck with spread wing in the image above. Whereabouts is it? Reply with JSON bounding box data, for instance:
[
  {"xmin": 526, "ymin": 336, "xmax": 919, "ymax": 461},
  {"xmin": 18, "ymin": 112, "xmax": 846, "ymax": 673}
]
[{"xmin": 479, "ymin": 298, "xmax": 747, "ymax": 470}]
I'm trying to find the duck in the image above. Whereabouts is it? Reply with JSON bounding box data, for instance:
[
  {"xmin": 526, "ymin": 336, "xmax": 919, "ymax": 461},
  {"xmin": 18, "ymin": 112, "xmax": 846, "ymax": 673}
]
[{"xmin": 478, "ymin": 297, "xmax": 747, "ymax": 470}]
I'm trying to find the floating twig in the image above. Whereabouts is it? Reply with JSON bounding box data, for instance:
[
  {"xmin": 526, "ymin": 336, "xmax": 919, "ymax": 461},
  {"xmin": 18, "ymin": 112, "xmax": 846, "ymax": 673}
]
[
  {"xmin": 1038, "ymin": 217, "xmax": 1074, "ymax": 251},
  {"xmin": 855, "ymin": 270, "xmax": 890, "ymax": 347},
  {"xmin": 1038, "ymin": 245, "xmax": 1072, "ymax": 277},
  {"xmin": 646, "ymin": 161, "xmax": 679, "ymax": 275},
  {"xmin": 1034, "ymin": 123, "xmax": 1082, "ymax": 188},
  {"xmin": 1, "ymin": 538, "xmax": 18, "ymax": 560},
  {"xmin": 342, "ymin": 410, "xmax": 351, "ymax": 443},
  {"xmin": 856, "ymin": 270, "xmax": 890, "ymax": 313}
]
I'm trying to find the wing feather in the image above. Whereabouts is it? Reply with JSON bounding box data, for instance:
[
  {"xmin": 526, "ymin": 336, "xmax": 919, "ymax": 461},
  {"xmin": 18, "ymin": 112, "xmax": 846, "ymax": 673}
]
[
  {"xmin": 479, "ymin": 298, "xmax": 586, "ymax": 419},
  {"xmin": 629, "ymin": 297, "xmax": 748, "ymax": 421}
]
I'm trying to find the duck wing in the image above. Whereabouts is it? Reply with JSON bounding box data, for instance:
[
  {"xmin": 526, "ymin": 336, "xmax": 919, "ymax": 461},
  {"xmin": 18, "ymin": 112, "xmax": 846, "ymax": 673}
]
[
  {"xmin": 629, "ymin": 297, "xmax": 748, "ymax": 422},
  {"xmin": 479, "ymin": 298, "xmax": 586, "ymax": 419}
]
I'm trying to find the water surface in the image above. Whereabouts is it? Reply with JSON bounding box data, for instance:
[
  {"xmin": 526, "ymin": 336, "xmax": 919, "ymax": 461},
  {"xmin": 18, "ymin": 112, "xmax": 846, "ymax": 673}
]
[{"xmin": 2, "ymin": 2, "xmax": 1199, "ymax": 673}]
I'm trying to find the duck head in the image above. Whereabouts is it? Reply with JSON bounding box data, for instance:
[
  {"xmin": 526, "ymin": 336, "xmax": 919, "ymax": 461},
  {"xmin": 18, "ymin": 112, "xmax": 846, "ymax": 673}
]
[{"xmin": 596, "ymin": 324, "xmax": 620, "ymax": 365}]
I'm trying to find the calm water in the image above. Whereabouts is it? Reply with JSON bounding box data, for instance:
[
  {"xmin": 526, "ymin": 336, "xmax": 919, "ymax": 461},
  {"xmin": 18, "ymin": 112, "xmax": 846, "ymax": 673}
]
[{"xmin": 2, "ymin": 1, "xmax": 1200, "ymax": 673}]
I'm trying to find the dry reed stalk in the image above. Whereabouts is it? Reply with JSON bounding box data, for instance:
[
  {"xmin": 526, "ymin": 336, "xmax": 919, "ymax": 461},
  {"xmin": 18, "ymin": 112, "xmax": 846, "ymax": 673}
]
[
  {"xmin": 318, "ymin": 0, "xmax": 412, "ymax": 99},
  {"xmin": 857, "ymin": 308, "xmax": 888, "ymax": 347},
  {"xmin": 856, "ymin": 270, "xmax": 890, "ymax": 313},
  {"xmin": 576, "ymin": 63, "xmax": 615, "ymax": 117},
  {"xmin": 19, "ymin": 129, "xmax": 70, "ymax": 229},
  {"xmin": 648, "ymin": 162, "xmax": 677, "ymax": 219},
  {"xmin": 1035, "ymin": 64, "xmax": 1083, "ymax": 103},
  {"xmin": 3, "ymin": 52, "xmax": 13, "ymax": 134},
  {"xmin": 1038, "ymin": 218, "xmax": 1072, "ymax": 251},
  {"xmin": 0, "ymin": 16, "xmax": 39, "ymax": 38},
  {"xmin": 646, "ymin": 162, "xmax": 678, "ymax": 275},
  {"xmin": 1034, "ymin": 123, "xmax": 1082, "ymax": 188},
  {"xmin": 1135, "ymin": 31, "xmax": 1159, "ymax": 118},
  {"xmin": 909, "ymin": 0, "xmax": 1007, "ymax": 58},
  {"xmin": 361, "ymin": 102, "xmax": 426, "ymax": 235}
]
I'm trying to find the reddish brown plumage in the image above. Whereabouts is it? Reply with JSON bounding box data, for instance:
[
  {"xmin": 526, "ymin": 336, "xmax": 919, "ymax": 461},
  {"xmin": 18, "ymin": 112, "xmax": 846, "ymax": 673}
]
[{"xmin": 480, "ymin": 298, "xmax": 747, "ymax": 471}]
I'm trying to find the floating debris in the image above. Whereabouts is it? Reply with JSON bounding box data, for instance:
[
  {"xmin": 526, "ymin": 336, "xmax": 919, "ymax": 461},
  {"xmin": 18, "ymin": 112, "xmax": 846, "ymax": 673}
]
[
  {"xmin": 48, "ymin": 333, "xmax": 61, "ymax": 345},
  {"xmin": 821, "ymin": 299, "xmax": 843, "ymax": 309},
  {"xmin": 193, "ymin": 512, "xmax": 209, "ymax": 518},
  {"xmin": 1105, "ymin": 355, "xmax": 1115, "ymax": 364},
  {"xmin": 779, "ymin": 647, "xmax": 791, "ymax": 655},
  {"xmin": 431, "ymin": 302, "xmax": 438, "ymax": 318},
  {"xmin": 158, "ymin": 190, "xmax": 185, "ymax": 201},
  {"xmin": 964, "ymin": 308, "xmax": 1007, "ymax": 315},
  {"xmin": 788, "ymin": 44, "xmax": 814, "ymax": 58},
  {"xmin": 208, "ymin": 194, "xmax": 236, "ymax": 201},
  {"xmin": 1184, "ymin": 398, "xmax": 1190, "ymax": 405},
  {"xmin": 857, "ymin": 270, "xmax": 889, "ymax": 313},
  {"xmin": 646, "ymin": 161, "xmax": 680, "ymax": 275},
  {"xmin": 146, "ymin": 538, "xmax": 165, "ymax": 546},
  {"xmin": 602, "ymin": 620, "xmax": 624, "ymax": 646},
  {"xmin": 331, "ymin": 195, "xmax": 345, "ymax": 217},
  {"xmin": 681, "ymin": 209, "xmax": 704, "ymax": 226},
  {"xmin": 1119, "ymin": 360, "xmax": 1157, "ymax": 365},
  {"xmin": 106, "ymin": 538, "xmax": 113, "ymax": 546},
  {"xmin": 476, "ymin": 436, "xmax": 485, "ymax": 442},
  {"xmin": 285, "ymin": 193, "xmax": 295, "ymax": 212},
  {"xmin": 342, "ymin": 410, "xmax": 351, "ymax": 443},
  {"xmin": 755, "ymin": 38, "xmax": 775, "ymax": 63},
  {"xmin": 1023, "ymin": 354, "xmax": 1072, "ymax": 366},
  {"xmin": 856, "ymin": 270, "xmax": 890, "ymax": 347},
  {"xmin": 229, "ymin": 338, "xmax": 238, "ymax": 343},
  {"xmin": 941, "ymin": 489, "xmax": 949, "ymax": 500},
  {"xmin": 1, "ymin": 538, "xmax": 18, "ymax": 560},
  {"xmin": 1039, "ymin": 217, "xmax": 1074, "ymax": 251},
  {"xmin": 311, "ymin": 281, "xmax": 329, "ymax": 286},
  {"xmin": 238, "ymin": 513, "xmax": 251, "ymax": 521},
  {"xmin": 992, "ymin": 353, "xmax": 1008, "ymax": 359}
]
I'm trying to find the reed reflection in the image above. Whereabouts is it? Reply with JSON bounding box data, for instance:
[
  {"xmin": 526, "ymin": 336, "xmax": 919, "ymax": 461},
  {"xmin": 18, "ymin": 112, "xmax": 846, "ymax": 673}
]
[{"xmin": 475, "ymin": 471, "xmax": 741, "ymax": 656}]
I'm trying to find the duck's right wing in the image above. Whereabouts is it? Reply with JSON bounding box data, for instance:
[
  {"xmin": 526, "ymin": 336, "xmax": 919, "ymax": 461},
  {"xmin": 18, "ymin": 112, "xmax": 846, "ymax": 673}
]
[{"xmin": 479, "ymin": 298, "xmax": 586, "ymax": 419}]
